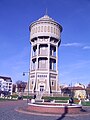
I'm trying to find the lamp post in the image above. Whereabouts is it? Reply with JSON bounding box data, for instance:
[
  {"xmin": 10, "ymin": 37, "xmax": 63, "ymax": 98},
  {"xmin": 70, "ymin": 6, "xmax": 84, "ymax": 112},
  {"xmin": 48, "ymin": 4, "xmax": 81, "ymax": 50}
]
[
  {"xmin": 23, "ymin": 70, "xmax": 30, "ymax": 103},
  {"xmin": 70, "ymin": 81, "xmax": 74, "ymax": 98}
]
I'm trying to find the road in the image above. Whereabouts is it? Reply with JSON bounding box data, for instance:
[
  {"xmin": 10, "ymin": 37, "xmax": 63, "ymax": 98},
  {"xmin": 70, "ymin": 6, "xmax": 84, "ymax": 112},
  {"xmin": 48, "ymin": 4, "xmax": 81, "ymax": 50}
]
[{"xmin": 0, "ymin": 100, "xmax": 90, "ymax": 120}]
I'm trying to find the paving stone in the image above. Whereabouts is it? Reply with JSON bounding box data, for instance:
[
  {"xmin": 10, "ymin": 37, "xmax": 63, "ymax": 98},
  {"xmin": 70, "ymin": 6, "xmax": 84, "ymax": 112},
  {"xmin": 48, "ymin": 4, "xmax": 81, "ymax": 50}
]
[{"xmin": 0, "ymin": 101, "xmax": 90, "ymax": 120}]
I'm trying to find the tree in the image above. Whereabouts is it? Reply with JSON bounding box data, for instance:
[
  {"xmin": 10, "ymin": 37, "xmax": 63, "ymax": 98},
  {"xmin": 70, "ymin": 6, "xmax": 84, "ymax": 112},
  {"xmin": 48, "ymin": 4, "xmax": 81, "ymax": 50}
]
[
  {"xmin": 86, "ymin": 83, "xmax": 90, "ymax": 99},
  {"xmin": 12, "ymin": 84, "xmax": 16, "ymax": 93},
  {"xmin": 16, "ymin": 80, "xmax": 27, "ymax": 92}
]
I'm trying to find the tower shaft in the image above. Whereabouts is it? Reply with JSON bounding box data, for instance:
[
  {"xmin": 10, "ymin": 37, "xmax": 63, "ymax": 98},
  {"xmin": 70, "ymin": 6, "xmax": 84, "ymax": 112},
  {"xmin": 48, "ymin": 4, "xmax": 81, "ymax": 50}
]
[{"xmin": 29, "ymin": 15, "xmax": 62, "ymax": 95}]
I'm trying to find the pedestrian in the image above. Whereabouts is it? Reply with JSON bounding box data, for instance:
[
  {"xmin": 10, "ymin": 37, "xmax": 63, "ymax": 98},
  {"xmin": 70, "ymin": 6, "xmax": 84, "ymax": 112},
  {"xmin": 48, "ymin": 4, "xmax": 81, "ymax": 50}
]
[{"xmin": 69, "ymin": 97, "xmax": 74, "ymax": 105}]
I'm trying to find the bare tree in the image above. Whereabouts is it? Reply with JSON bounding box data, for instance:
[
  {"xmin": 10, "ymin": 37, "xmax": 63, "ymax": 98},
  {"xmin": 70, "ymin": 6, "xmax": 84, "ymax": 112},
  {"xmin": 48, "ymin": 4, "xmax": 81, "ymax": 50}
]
[{"xmin": 16, "ymin": 80, "xmax": 27, "ymax": 92}]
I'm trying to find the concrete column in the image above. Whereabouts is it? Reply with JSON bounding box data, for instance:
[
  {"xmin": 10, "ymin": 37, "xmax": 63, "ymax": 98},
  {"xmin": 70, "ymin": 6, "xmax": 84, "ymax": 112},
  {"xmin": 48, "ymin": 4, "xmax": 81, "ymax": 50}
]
[
  {"xmin": 52, "ymin": 49, "xmax": 54, "ymax": 56},
  {"xmin": 56, "ymin": 45, "xmax": 58, "ymax": 71},
  {"xmin": 47, "ymin": 38, "xmax": 50, "ymax": 93},
  {"xmin": 35, "ymin": 38, "xmax": 39, "ymax": 93},
  {"xmin": 36, "ymin": 42, "xmax": 39, "ymax": 70},
  {"xmin": 56, "ymin": 45, "xmax": 58, "ymax": 91},
  {"xmin": 52, "ymin": 62, "xmax": 54, "ymax": 70},
  {"xmin": 30, "ymin": 45, "xmax": 33, "ymax": 70}
]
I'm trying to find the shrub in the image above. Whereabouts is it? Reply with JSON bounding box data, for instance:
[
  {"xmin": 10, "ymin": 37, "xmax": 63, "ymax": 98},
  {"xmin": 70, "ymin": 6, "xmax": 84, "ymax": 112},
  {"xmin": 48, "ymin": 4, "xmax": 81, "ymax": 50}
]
[{"xmin": 42, "ymin": 96, "xmax": 70, "ymax": 101}]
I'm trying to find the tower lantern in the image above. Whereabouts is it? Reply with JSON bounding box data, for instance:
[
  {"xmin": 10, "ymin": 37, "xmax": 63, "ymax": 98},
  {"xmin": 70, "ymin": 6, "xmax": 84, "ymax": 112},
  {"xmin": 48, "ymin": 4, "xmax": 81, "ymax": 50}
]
[{"xmin": 29, "ymin": 14, "xmax": 62, "ymax": 95}]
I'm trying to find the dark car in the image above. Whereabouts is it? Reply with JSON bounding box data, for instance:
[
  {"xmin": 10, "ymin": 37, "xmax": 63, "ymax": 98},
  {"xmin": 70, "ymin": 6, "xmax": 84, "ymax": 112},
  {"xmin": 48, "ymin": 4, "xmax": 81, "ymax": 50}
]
[{"xmin": 18, "ymin": 96, "xmax": 23, "ymax": 100}]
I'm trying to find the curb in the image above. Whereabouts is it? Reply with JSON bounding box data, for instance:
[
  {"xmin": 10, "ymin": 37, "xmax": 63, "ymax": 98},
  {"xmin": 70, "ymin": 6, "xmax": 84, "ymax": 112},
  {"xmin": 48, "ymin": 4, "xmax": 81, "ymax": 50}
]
[{"xmin": 15, "ymin": 107, "xmax": 90, "ymax": 117}]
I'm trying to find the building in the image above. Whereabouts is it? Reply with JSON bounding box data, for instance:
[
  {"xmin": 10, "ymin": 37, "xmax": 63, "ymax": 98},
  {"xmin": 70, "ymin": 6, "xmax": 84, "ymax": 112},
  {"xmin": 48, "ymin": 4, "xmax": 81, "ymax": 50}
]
[
  {"xmin": 0, "ymin": 76, "xmax": 12, "ymax": 96},
  {"xmin": 28, "ymin": 14, "xmax": 62, "ymax": 95},
  {"xmin": 61, "ymin": 83, "xmax": 87, "ymax": 99},
  {"xmin": 73, "ymin": 87, "xmax": 86, "ymax": 99},
  {"xmin": 73, "ymin": 83, "xmax": 86, "ymax": 99}
]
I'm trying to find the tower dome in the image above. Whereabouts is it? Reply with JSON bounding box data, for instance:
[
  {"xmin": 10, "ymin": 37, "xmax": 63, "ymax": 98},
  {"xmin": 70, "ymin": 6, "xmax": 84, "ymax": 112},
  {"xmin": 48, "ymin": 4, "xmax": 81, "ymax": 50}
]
[
  {"xmin": 29, "ymin": 15, "xmax": 62, "ymax": 41},
  {"xmin": 38, "ymin": 15, "xmax": 54, "ymax": 21}
]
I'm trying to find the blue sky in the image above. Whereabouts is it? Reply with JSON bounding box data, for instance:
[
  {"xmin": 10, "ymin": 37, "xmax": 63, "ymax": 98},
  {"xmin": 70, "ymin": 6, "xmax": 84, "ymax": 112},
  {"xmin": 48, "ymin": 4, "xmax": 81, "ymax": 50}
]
[{"xmin": 0, "ymin": 0, "xmax": 90, "ymax": 86}]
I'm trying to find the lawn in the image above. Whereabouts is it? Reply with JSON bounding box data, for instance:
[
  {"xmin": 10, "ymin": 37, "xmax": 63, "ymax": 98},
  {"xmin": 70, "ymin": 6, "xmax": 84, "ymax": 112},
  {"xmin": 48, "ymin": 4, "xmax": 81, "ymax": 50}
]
[{"xmin": 81, "ymin": 101, "xmax": 90, "ymax": 106}]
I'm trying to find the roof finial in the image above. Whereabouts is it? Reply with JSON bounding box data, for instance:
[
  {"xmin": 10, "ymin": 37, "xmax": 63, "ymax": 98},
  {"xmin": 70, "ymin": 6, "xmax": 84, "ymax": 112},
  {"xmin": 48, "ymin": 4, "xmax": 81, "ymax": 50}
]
[{"xmin": 45, "ymin": 8, "xmax": 48, "ymax": 15}]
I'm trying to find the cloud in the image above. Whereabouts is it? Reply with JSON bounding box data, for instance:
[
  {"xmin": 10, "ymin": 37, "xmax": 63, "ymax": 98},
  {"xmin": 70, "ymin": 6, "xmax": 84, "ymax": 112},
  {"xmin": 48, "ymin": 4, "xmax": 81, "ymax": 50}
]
[
  {"xmin": 61, "ymin": 42, "xmax": 82, "ymax": 47},
  {"xmin": 68, "ymin": 60, "xmax": 90, "ymax": 70},
  {"xmin": 83, "ymin": 46, "xmax": 90, "ymax": 50},
  {"xmin": 61, "ymin": 42, "xmax": 90, "ymax": 50}
]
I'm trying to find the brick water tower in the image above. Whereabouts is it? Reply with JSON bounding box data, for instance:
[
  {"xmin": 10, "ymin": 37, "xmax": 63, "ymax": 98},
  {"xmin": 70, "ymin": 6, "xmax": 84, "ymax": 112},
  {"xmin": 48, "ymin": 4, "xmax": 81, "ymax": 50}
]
[{"xmin": 29, "ymin": 14, "xmax": 62, "ymax": 95}]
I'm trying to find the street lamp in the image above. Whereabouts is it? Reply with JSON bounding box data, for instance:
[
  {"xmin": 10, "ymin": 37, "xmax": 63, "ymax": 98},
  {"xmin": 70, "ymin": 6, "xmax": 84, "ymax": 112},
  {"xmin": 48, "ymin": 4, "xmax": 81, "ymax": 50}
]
[{"xmin": 23, "ymin": 70, "xmax": 30, "ymax": 103}]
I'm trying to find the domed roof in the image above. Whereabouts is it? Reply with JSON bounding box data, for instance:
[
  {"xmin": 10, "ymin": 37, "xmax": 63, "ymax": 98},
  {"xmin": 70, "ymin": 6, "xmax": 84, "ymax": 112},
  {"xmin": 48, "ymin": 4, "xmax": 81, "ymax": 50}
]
[
  {"xmin": 30, "ymin": 14, "xmax": 63, "ymax": 32},
  {"xmin": 37, "ymin": 15, "xmax": 54, "ymax": 22}
]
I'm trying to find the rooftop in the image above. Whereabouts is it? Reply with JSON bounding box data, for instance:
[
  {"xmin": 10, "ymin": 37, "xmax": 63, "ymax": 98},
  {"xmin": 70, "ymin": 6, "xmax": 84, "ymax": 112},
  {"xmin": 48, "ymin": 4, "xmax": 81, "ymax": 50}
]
[
  {"xmin": 38, "ymin": 15, "xmax": 54, "ymax": 22},
  {"xmin": 0, "ymin": 76, "xmax": 12, "ymax": 82}
]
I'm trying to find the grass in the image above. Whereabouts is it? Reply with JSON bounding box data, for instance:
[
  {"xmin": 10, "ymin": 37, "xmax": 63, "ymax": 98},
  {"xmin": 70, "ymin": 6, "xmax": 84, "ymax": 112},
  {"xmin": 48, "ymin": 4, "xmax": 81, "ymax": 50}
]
[
  {"xmin": 22, "ymin": 96, "xmax": 33, "ymax": 99},
  {"xmin": 81, "ymin": 101, "xmax": 90, "ymax": 106},
  {"xmin": 55, "ymin": 100, "xmax": 67, "ymax": 103},
  {"xmin": 42, "ymin": 96, "xmax": 70, "ymax": 101},
  {"xmin": 42, "ymin": 96, "xmax": 81, "ymax": 104}
]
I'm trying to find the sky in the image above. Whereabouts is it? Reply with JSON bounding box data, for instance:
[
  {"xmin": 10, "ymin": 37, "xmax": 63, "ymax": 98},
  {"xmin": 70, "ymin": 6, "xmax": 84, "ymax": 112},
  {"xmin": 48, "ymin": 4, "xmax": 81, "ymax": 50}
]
[{"xmin": 0, "ymin": 0, "xmax": 90, "ymax": 86}]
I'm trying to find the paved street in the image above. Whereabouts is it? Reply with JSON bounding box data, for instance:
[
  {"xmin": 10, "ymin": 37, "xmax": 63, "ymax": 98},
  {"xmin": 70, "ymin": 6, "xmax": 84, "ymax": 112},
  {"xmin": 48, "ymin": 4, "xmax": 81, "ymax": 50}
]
[{"xmin": 0, "ymin": 100, "xmax": 90, "ymax": 120}]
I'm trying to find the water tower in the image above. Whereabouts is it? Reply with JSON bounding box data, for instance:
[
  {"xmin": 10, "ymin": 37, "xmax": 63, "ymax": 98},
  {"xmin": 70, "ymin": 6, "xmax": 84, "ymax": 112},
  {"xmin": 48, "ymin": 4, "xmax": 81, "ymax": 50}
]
[{"xmin": 29, "ymin": 14, "xmax": 62, "ymax": 95}]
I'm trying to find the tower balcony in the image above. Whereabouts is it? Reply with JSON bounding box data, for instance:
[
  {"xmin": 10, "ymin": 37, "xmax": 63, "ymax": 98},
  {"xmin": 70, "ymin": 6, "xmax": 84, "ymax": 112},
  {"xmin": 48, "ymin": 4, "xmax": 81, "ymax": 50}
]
[
  {"xmin": 32, "ymin": 55, "xmax": 37, "ymax": 59},
  {"xmin": 50, "ymin": 69, "xmax": 56, "ymax": 73},
  {"xmin": 50, "ymin": 55, "xmax": 56, "ymax": 59},
  {"xmin": 38, "ymin": 54, "xmax": 48, "ymax": 57},
  {"xmin": 37, "ymin": 68, "xmax": 48, "ymax": 71}
]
